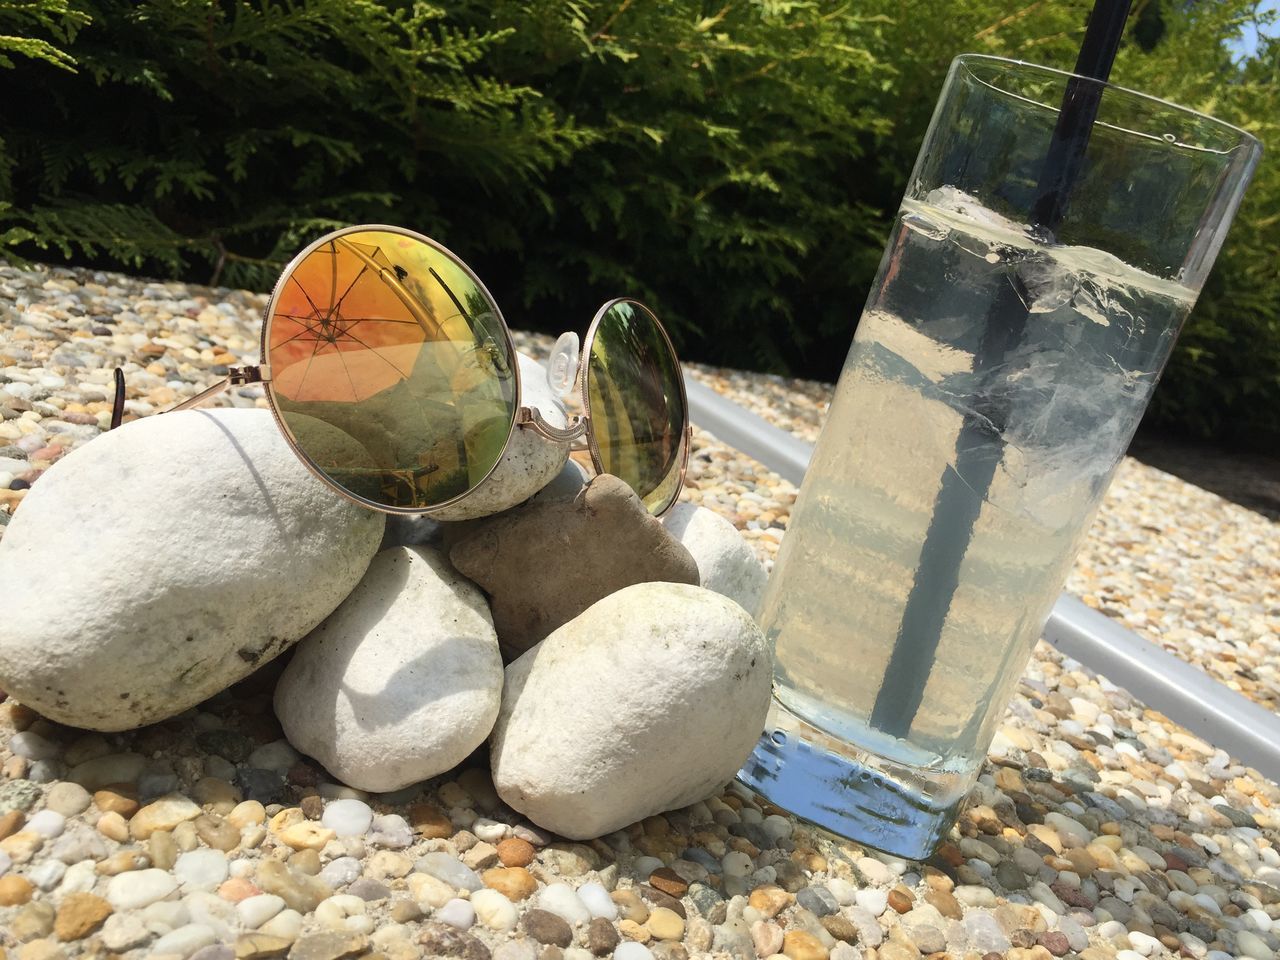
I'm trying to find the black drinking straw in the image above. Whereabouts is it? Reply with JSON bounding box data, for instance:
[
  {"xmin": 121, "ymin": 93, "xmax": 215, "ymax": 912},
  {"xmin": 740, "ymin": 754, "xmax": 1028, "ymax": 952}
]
[{"xmin": 868, "ymin": 0, "xmax": 1134, "ymax": 738}]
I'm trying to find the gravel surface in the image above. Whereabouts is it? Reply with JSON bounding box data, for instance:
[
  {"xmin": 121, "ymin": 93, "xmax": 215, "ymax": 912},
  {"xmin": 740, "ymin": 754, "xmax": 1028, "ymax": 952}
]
[{"xmin": 1, "ymin": 260, "xmax": 1279, "ymax": 960}]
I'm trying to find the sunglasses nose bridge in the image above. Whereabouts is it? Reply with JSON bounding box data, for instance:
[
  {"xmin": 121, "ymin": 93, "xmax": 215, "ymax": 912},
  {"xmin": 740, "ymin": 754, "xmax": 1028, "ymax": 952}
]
[{"xmin": 517, "ymin": 407, "xmax": 589, "ymax": 444}]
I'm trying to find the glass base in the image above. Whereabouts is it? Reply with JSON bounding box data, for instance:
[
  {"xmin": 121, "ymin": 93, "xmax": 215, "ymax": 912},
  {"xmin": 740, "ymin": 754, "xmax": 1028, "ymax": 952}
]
[{"xmin": 736, "ymin": 695, "xmax": 966, "ymax": 861}]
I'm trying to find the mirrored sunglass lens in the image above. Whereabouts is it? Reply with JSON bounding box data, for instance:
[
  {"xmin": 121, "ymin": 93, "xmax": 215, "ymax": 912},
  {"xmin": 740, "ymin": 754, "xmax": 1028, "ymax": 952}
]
[
  {"xmin": 586, "ymin": 300, "xmax": 687, "ymax": 515},
  {"xmin": 265, "ymin": 228, "xmax": 517, "ymax": 511}
]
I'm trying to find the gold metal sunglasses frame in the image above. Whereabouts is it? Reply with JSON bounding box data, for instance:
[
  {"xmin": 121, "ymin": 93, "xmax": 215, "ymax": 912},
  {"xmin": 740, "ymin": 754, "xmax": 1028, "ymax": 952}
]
[{"xmin": 112, "ymin": 224, "xmax": 691, "ymax": 518}]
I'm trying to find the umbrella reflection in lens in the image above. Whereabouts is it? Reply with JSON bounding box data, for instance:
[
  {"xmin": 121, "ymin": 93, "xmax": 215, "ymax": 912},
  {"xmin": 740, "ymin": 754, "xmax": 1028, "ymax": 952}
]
[
  {"xmin": 585, "ymin": 300, "xmax": 687, "ymax": 515},
  {"xmin": 264, "ymin": 227, "xmax": 517, "ymax": 511}
]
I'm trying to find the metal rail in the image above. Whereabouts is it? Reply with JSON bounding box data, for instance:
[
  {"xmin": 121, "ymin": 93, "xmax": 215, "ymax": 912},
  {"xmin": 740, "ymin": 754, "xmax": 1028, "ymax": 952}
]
[{"xmin": 683, "ymin": 374, "xmax": 1280, "ymax": 781}]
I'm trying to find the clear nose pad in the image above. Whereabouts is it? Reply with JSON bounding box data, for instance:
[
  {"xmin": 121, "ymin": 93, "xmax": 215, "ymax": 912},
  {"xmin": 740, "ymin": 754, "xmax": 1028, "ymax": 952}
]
[{"xmin": 547, "ymin": 331, "xmax": 580, "ymax": 396}]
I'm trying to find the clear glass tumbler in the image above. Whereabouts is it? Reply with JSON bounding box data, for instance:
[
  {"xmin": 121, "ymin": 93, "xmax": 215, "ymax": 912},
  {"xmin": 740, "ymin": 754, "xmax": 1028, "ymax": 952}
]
[{"xmin": 738, "ymin": 54, "xmax": 1261, "ymax": 859}]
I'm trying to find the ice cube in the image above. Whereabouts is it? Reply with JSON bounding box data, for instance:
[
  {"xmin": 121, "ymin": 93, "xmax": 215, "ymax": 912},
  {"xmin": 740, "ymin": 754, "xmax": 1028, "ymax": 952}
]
[
  {"xmin": 1072, "ymin": 280, "xmax": 1113, "ymax": 327},
  {"xmin": 1010, "ymin": 258, "xmax": 1077, "ymax": 315},
  {"xmin": 901, "ymin": 211, "xmax": 950, "ymax": 242}
]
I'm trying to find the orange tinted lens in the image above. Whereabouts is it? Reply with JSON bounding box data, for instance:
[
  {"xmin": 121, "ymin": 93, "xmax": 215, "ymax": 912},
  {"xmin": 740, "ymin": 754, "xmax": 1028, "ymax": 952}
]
[
  {"xmin": 586, "ymin": 300, "xmax": 688, "ymax": 515},
  {"xmin": 265, "ymin": 228, "xmax": 517, "ymax": 511}
]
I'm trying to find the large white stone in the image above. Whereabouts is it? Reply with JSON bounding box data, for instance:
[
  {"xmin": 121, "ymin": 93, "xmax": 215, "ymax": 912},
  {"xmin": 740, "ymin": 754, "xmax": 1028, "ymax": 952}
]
[
  {"xmin": 0, "ymin": 409, "xmax": 384, "ymax": 731},
  {"xmin": 428, "ymin": 354, "xmax": 570, "ymax": 521},
  {"xmin": 490, "ymin": 582, "xmax": 771, "ymax": 839},
  {"xmin": 275, "ymin": 545, "xmax": 503, "ymax": 792},
  {"xmin": 662, "ymin": 502, "xmax": 768, "ymax": 615}
]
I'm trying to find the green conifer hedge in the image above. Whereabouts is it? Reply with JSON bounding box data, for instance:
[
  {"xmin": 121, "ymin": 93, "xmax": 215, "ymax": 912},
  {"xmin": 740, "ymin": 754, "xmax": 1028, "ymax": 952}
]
[{"xmin": 2, "ymin": 0, "xmax": 1276, "ymax": 444}]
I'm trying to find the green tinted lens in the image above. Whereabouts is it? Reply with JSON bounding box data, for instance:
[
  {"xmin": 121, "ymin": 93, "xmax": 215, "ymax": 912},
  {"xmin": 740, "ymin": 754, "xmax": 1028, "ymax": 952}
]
[
  {"xmin": 265, "ymin": 227, "xmax": 517, "ymax": 512},
  {"xmin": 585, "ymin": 299, "xmax": 687, "ymax": 515}
]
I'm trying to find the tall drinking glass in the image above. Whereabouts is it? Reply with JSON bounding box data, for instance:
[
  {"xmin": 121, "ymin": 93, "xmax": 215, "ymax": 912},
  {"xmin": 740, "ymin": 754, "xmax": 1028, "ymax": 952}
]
[{"xmin": 738, "ymin": 55, "xmax": 1261, "ymax": 860}]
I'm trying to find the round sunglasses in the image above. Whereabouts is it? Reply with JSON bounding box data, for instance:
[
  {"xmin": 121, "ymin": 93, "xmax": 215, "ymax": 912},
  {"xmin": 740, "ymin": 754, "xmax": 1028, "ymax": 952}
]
[{"xmin": 111, "ymin": 225, "xmax": 690, "ymax": 517}]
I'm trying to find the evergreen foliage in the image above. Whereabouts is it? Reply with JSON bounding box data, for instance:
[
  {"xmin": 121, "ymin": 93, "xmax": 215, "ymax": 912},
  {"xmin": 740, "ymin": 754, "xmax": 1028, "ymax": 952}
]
[{"xmin": 1, "ymin": 0, "xmax": 1276, "ymax": 444}]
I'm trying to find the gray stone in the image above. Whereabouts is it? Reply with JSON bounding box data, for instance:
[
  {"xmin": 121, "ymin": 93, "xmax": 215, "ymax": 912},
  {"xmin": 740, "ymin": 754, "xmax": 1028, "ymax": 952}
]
[
  {"xmin": 0, "ymin": 778, "xmax": 41, "ymax": 812},
  {"xmin": 908, "ymin": 923, "xmax": 946, "ymax": 954},
  {"xmin": 196, "ymin": 730, "xmax": 255, "ymax": 763},
  {"xmin": 416, "ymin": 852, "xmax": 483, "ymax": 891},
  {"xmin": 275, "ymin": 546, "xmax": 502, "ymax": 792},
  {"xmin": 493, "ymin": 941, "xmax": 538, "ymax": 960},
  {"xmin": 44, "ymin": 781, "xmax": 92, "ymax": 816},
  {"xmin": 417, "ymin": 922, "xmax": 491, "ymax": 959},
  {"xmin": 796, "ymin": 886, "xmax": 839, "ymax": 917},
  {"xmin": 965, "ymin": 910, "xmax": 1012, "ymax": 953},
  {"xmin": 450, "ymin": 474, "xmax": 699, "ymax": 659},
  {"xmin": 688, "ymin": 882, "xmax": 723, "ymax": 917},
  {"xmin": 1214, "ymin": 804, "xmax": 1258, "ymax": 828},
  {"xmin": 712, "ymin": 918, "xmax": 754, "ymax": 956},
  {"xmin": 234, "ymin": 769, "xmax": 284, "ymax": 806},
  {"xmin": 997, "ymin": 859, "xmax": 1029, "ymax": 890},
  {"xmin": 0, "ymin": 409, "xmax": 385, "ymax": 730},
  {"xmin": 347, "ymin": 878, "xmax": 390, "ymax": 901}
]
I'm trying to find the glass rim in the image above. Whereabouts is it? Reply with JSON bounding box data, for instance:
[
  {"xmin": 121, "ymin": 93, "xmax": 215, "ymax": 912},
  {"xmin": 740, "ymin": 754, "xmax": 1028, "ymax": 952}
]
[
  {"xmin": 580, "ymin": 296, "xmax": 690, "ymax": 518},
  {"xmin": 258, "ymin": 222, "xmax": 522, "ymax": 517},
  {"xmin": 953, "ymin": 53, "xmax": 1263, "ymax": 156}
]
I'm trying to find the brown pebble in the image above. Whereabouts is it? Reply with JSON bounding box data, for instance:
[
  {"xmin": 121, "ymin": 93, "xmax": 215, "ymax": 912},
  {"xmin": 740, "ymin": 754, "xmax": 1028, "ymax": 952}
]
[
  {"xmin": 618, "ymin": 919, "xmax": 651, "ymax": 943},
  {"xmin": 934, "ymin": 842, "xmax": 965, "ymax": 868},
  {"xmin": 638, "ymin": 884, "xmax": 686, "ymax": 919},
  {"xmin": 646, "ymin": 906, "xmax": 685, "ymax": 941},
  {"xmin": 408, "ymin": 802, "xmax": 453, "ymax": 840},
  {"xmin": 233, "ymin": 932, "xmax": 294, "ymax": 959},
  {"xmin": 887, "ymin": 887, "xmax": 914, "ymax": 914},
  {"xmin": 611, "ymin": 889, "xmax": 650, "ymax": 924},
  {"xmin": 1, "ymin": 830, "xmax": 43, "ymax": 862},
  {"xmin": 782, "ymin": 929, "xmax": 829, "ymax": 960},
  {"xmin": 5, "ymin": 701, "xmax": 38, "ymax": 730},
  {"xmin": 522, "ymin": 908, "xmax": 572, "ymax": 947},
  {"xmin": 389, "ymin": 898, "xmax": 423, "ymax": 924},
  {"xmin": 53, "ymin": 892, "xmax": 113, "ymax": 940},
  {"xmin": 149, "ymin": 830, "xmax": 177, "ymax": 870},
  {"xmin": 300, "ymin": 795, "xmax": 325, "ymax": 820},
  {"xmin": 497, "ymin": 836, "xmax": 536, "ymax": 867},
  {"xmin": 1010, "ymin": 928, "xmax": 1038, "ymax": 948},
  {"xmin": 1, "ymin": 754, "xmax": 27, "ymax": 780},
  {"xmin": 1037, "ymin": 931, "xmax": 1071, "ymax": 957},
  {"xmin": 820, "ymin": 915, "xmax": 858, "ymax": 943},
  {"xmin": 482, "ymin": 867, "xmax": 538, "ymax": 901},
  {"xmin": 96, "ymin": 812, "xmax": 129, "ymax": 843},
  {"xmin": 93, "ymin": 788, "xmax": 139, "ymax": 818},
  {"xmin": 924, "ymin": 889, "xmax": 963, "ymax": 920},
  {"xmin": 0, "ymin": 873, "xmax": 34, "ymax": 906},
  {"xmin": 95, "ymin": 850, "xmax": 150, "ymax": 876},
  {"xmin": 922, "ymin": 866, "xmax": 954, "ymax": 892},
  {"xmin": 0, "ymin": 810, "xmax": 24, "ymax": 841},
  {"xmin": 748, "ymin": 884, "xmax": 792, "ymax": 920},
  {"xmin": 648, "ymin": 867, "xmax": 689, "ymax": 898},
  {"xmin": 10, "ymin": 899, "xmax": 55, "ymax": 941},
  {"xmin": 288, "ymin": 931, "xmax": 368, "ymax": 960},
  {"xmin": 288, "ymin": 848, "xmax": 322, "ymax": 876},
  {"xmin": 194, "ymin": 813, "xmax": 240, "ymax": 852},
  {"xmin": 587, "ymin": 917, "xmax": 621, "ymax": 956}
]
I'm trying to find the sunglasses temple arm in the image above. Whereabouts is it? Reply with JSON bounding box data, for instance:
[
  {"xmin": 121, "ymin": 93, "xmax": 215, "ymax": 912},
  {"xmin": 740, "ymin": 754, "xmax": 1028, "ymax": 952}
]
[{"xmin": 109, "ymin": 372, "xmax": 234, "ymax": 430}]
